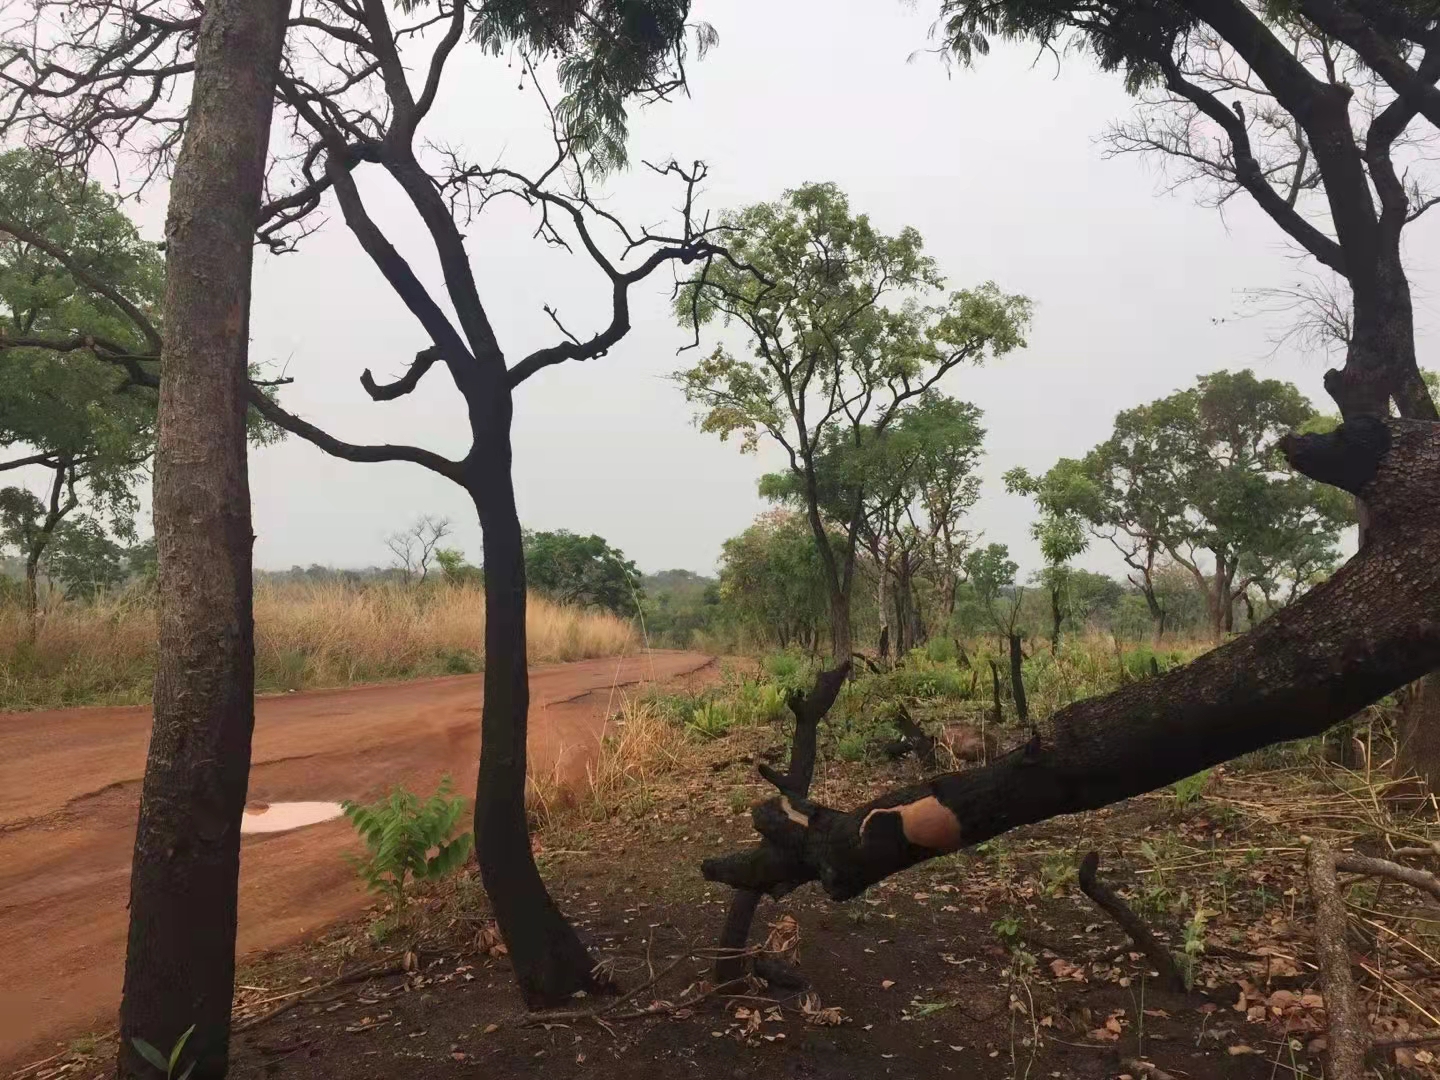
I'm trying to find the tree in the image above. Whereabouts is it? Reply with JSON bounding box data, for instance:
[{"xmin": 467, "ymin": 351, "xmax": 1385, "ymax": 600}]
[
  {"xmin": 1004, "ymin": 465, "xmax": 1089, "ymax": 652},
  {"xmin": 760, "ymin": 392, "xmax": 986, "ymax": 656},
  {"xmin": 434, "ymin": 547, "xmax": 483, "ymax": 587},
  {"xmin": 0, "ymin": 0, "xmax": 730, "ymax": 1009},
  {"xmin": 386, "ymin": 515, "xmax": 452, "ymax": 585},
  {"xmin": 1025, "ymin": 371, "xmax": 1350, "ymax": 642},
  {"xmin": 523, "ymin": 529, "xmax": 642, "ymax": 617},
  {"xmin": 675, "ymin": 182, "xmax": 1030, "ymax": 660},
  {"xmin": 0, "ymin": 150, "xmax": 162, "ymax": 627},
  {"xmin": 964, "ymin": 542, "xmax": 1029, "ymax": 722},
  {"xmin": 717, "ymin": 511, "xmax": 834, "ymax": 650}
]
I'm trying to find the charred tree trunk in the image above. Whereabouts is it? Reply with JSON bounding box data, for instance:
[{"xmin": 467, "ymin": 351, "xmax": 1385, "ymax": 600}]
[
  {"xmin": 713, "ymin": 663, "xmax": 850, "ymax": 983},
  {"xmin": 1008, "ymin": 633, "xmax": 1028, "ymax": 725},
  {"xmin": 467, "ymin": 442, "xmax": 600, "ymax": 1007},
  {"xmin": 1050, "ymin": 585, "xmax": 1063, "ymax": 655},
  {"xmin": 988, "ymin": 658, "xmax": 1003, "ymax": 725},
  {"xmin": 703, "ymin": 420, "xmax": 1440, "ymax": 906},
  {"xmin": 117, "ymin": 2, "xmax": 289, "ymax": 1076},
  {"xmin": 827, "ymin": 586, "xmax": 853, "ymax": 665}
]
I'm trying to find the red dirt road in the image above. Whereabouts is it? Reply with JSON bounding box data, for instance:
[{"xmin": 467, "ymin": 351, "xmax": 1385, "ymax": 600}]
[{"xmin": 0, "ymin": 650, "xmax": 715, "ymax": 1071}]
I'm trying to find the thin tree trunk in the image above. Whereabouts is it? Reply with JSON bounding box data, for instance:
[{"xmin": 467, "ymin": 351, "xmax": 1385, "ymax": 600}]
[
  {"xmin": 22, "ymin": 555, "xmax": 38, "ymax": 641},
  {"xmin": 1008, "ymin": 632, "xmax": 1028, "ymax": 724},
  {"xmin": 118, "ymin": 2, "xmax": 289, "ymax": 1076},
  {"xmin": 467, "ymin": 454, "xmax": 598, "ymax": 1007},
  {"xmin": 828, "ymin": 587, "xmax": 853, "ymax": 665},
  {"xmin": 1050, "ymin": 585, "xmax": 1062, "ymax": 655}
]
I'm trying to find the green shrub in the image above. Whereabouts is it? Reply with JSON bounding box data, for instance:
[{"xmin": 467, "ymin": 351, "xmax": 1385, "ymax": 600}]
[
  {"xmin": 686, "ymin": 700, "xmax": 735, "ymax": 740},
  {"xmin": 341, "ymin": 776, "xmax": 474, "ymax": 919},
  {"xmin": 1170, "ymin": 768, "xmax": 1212, "ymax": 807}
]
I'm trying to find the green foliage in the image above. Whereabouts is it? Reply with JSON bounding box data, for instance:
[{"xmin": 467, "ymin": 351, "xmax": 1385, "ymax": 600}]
[
  {"xmin": 641, "ymin": 568, "xmax": 719, "ymax": 647},
  {"xmin": 1170, "ymin": 768, "xmax": 1212, "ymax": 807},
  {"xmin": 524, "ymin": 529, "xmax": 641, "ymax": 617},
  {"xmin": 1023, "ymin": 370, "xmax": 1350, "ymax": 634},
  {"xmin": 470, "ymin": 0, "xmax": 715, "ymax": 175},
  {"xmin": 341, "ymin": 777, "xmax": 474, "ymax": 917},
  {"xmin": 434, "ymin": 547, "xmax": 482, "ymax": 586},
  {"xmin": 991, "ymin": 914, "xmax": 1023, "ymax": 947},
  {"xmin": 684, "ymin": 700, "xmax": 734, "ymax": 740},
  {"xmin": 130, "ymin": 1024, "xmax": 195, "ymax": 1080},
  {"xmin": 675, "ymin": 183, "xmax": 1029, "ymax": 649},
  {"xmin": 716, "ymin": 512, "xmax": 831, "ymax": 650},
  {"xmin": 0, "ymin": 149, "xmax": 162, "ymax": 590}
]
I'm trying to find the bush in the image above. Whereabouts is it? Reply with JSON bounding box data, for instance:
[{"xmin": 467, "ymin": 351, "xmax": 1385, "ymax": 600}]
[{"xmin": 341, "ymin": 776, "xmax": 474, "ymax": 921}]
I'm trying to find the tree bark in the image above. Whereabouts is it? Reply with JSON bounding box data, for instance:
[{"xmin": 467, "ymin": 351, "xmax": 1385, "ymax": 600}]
[
  {"xmin": 1050, "ymin": 584, "xmax": 1063, "ymax": 654},
  {"xmin": 703, "ymin": 419, "xmax": 1440, "ymax": 904},
  {"xmin": 117, "ymin": 2, "xmax": 289, "ymax": 1076},
  {"xmin": 1397, "ymin": 674, "xmax": 1440, "ymax": 793},
  {"xmin": 1008, "ymin": 632, "xmax": 1028, "ymax": 724},
  {"xmin": 466, "ymin": 452, "xmax": 600, "ymax": 1007}
]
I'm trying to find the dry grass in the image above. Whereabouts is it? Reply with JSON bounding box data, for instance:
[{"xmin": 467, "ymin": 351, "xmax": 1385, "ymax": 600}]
[
  {"xmin": 526, "ymin": 695, "xmax": 689, "ymax": 830},
  {"xmin": 0, "ymin": 580, "xmax": 636, "ymax": 711}
]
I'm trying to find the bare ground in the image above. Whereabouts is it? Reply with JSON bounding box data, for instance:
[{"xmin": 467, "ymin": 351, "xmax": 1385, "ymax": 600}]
[{"xmin": 0, "ymin": 650, "xmax": 716, "ymax": 1069}]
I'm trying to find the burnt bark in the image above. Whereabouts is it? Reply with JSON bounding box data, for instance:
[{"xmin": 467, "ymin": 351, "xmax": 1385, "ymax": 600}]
[
  {"xmin": 1008, "ymin": 633, "xmax": 1028, "ymax": 724},
  {"xmin": 467, "ymin": 453, "xmax": 601, "ymax": 1006},
  {"xmin": 117, "ymin": 1, "xmax": 289, "ymax": 1076},
  {"xmin": 714, "ymin": 662, "xmax": 850, "ymax": 983},
  {"xmin": 988, "ymin": 659, "xmax": 1003, "ymax": 724},
  {"xmin": 703, "ymin": 420, "xmax": 1440, "ymax": 904}
]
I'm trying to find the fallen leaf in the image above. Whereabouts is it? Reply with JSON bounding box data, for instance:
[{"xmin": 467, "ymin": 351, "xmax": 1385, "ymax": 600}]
[
  {"xmin": 1229, "ymin": 1045, "xmax": 1260, "ymax": 1056},
  {"xmin": 881, "ymin": 979, "xmax": 896, "ymax": 990}
]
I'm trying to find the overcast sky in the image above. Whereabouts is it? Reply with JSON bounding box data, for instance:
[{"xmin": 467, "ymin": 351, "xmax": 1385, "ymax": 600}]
[{"xmin": 72, "ymin": 0, "xmax": 1440, "ymax": 578}]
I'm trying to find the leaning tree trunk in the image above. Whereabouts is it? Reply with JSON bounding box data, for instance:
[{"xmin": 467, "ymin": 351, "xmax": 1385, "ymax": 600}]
[
  {"xmin": 117, "ymin": 2, "xmax": 289, "ymax": 1077},
  {"xmin": 466, "ymin": 424, "xmax": 599, "ymax": 1008},
  {"xmin": 703, "ymin": 420, "xmax": 1440, "ymax": 904}
]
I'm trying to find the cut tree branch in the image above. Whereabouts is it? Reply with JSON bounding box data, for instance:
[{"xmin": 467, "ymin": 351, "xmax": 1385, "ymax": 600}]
[{"xmin": 360, "ymin": 345, "xmax": 442, "ymax": 401}]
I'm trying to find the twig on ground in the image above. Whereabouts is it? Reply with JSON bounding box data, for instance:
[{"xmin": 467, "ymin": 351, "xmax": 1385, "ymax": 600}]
[
  {"xmin": 1124, "ymin": 1059, "xmax": 1178, "ymax": 1080},
  {"xmin": 1335, "ymin": 851, "xmax": 1440, "ymax": 902},
  {"xmin": 233, "ymin": 955, "xmax": 405, "ymax": 1033},
  {"xmin": 1077, "ymin": 851, "xmax": 1186, "ymax": 993},
  {"xmin": 1308, "ymin": 841, "xmax": 1367, "ymax": 1080}
]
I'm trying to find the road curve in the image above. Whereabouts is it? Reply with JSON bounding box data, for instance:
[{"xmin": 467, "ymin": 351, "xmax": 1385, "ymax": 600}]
[{"xmin": 0, "ymin": 649, "xmax": 715, "ymax": 1071}]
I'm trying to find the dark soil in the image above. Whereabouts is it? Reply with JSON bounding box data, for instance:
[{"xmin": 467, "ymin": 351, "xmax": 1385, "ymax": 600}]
[{"xmin": 25, "ymin": 714, "xmax": 1438, "ymax": 1080}]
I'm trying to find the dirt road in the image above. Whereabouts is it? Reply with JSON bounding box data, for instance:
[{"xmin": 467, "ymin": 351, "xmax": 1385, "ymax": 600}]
[{"xmin": 0, "ymin": 650, "xmax": 715, "ymax": 1071}]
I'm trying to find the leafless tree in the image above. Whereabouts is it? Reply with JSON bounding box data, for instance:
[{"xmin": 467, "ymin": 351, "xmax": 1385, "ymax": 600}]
[{"xmin": 385, "ymin": 514, "xmax": 451, "ymax": 585}]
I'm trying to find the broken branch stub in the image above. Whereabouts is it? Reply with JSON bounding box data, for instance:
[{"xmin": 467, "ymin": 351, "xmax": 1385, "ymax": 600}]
[{"xmin": 714, "ymin": 661, "xmax": 850, "ymax": 983}]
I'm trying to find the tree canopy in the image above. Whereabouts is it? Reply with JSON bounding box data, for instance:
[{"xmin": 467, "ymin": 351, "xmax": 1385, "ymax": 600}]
[
  {"xmin": 675, "ymin": 181, "xmax": 1029, "ymax": 658},
  {"xmin": 523, "ymin": 529, "xmax": 642, "ymax": 617},
  {"xmin": 0, "ymin": 149, "xmax": 163, "ymax": 616},
  {"xmin": 1020, "ymin": 370, "xmax": 1352, "ymax": 639}
]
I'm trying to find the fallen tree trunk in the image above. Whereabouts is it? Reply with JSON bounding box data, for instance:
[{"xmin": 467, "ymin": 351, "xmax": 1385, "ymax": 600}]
[{"xmin": 703, "ymin": 419, "xmax": 1440, "ymax": 903}]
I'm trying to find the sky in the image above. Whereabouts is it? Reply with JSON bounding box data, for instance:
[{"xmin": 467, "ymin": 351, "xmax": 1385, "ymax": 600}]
[{"xmin": 37, "ymin": 0, "xmax": 1440, "ymax": 578}]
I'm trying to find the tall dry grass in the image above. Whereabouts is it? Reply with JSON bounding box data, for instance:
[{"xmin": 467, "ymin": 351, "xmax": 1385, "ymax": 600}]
[{"xmin": 0, "ymin": 580, "xmax": 636, "ymax": 711}]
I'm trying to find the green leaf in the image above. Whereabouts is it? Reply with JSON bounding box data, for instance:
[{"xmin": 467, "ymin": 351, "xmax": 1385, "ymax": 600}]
[
  {"xmin": 130, "ymin": 1038, "xmax": 169, "ymax": 1074},
  {"xmin": 168, "ymin": 1024, "xmax": 194, "ymax": 1073}
]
